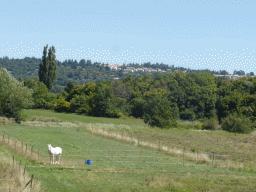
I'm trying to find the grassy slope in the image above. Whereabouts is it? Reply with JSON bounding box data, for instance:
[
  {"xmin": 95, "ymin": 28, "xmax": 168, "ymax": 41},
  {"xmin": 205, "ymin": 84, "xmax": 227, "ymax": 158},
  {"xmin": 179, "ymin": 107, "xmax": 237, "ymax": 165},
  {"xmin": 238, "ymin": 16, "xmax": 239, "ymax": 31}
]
[
  {"xmin": 24, "ymin": 109, "xmax": 256, "ymax": 165},
  {"xmin": 0, "ymin": 109, "xmax": 255, "ymax": 191},
  {"xmin": 23, "ymin": 109, "xmax": 146, "ymax": 126}
]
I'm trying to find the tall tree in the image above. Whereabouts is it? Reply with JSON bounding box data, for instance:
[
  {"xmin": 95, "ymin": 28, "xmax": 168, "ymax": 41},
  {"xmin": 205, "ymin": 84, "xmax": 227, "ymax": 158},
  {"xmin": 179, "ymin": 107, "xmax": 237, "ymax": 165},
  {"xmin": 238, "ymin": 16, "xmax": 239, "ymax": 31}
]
[{"xmin": 38, "ymin": 44, "xmax": 57, "ymax": 90}]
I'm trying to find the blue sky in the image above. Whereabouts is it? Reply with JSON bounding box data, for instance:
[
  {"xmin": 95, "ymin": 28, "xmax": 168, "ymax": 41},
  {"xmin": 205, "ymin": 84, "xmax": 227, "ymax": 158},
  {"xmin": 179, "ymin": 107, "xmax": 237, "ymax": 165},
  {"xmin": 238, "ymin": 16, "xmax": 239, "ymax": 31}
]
[{"xmin": 0, "ymin": 0, "xmax": 256, "ymax": 74}]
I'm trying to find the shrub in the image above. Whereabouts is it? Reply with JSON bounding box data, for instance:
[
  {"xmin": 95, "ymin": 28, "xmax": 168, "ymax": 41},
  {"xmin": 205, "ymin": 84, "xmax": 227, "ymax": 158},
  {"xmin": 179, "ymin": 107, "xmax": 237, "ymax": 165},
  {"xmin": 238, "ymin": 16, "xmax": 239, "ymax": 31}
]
[
  {"xmin": 221, "ymin": 112, "xmax": 255, "ymax": 134},
  {"xmin": 90, "ymin": 82, "xmax": 118, "ymax": 117},
  {"xmin": 106, "ymin": 108, "xmax": 123, "ymax": 118},
  {"xmin": 0, "ymin": 69, "xmax": 33, "ymax": 122},
  {"xmin": 180, "ymin": 108, "xmax": 196, "ymax": 121},
  {"xmin": 142, "ymin": 95, "xmax": 178, "ymax": 129},
  {"xmin": 195, "ymin": 122, "xmax": 203, "ymax": 130},
  {"xmin": 24, "ymin": 79, "xmax": 56, "ymax": 109},
  {"xmin": 54, "ymin": 98, "xmax": 70, "ymax": 112},
  {"xmin": 202, "ymin": 117, "xmax": 219, "ymax": 130},
  {"xmin": 129, "ymin": 97, "xmax": 146, "ymax": 118},
  {"xmin": 70, "ymin": 94, "xmax": 91, "ymax": 114}
]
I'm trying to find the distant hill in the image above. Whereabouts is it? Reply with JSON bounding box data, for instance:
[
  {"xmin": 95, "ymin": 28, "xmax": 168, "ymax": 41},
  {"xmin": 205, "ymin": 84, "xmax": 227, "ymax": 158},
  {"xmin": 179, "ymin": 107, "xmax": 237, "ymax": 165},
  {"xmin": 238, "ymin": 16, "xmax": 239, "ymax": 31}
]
[{"xmin": 0, "ymin": 56, "xmax": 233, "ymax": 89}]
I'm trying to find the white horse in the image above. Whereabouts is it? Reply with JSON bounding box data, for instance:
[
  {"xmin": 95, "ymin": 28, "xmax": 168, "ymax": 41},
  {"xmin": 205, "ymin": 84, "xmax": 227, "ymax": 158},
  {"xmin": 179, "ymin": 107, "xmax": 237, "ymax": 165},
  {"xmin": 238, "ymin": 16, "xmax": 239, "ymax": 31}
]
[{"xmin": 47, "ymin": 144, "xmax": 62, "ymax": 164}]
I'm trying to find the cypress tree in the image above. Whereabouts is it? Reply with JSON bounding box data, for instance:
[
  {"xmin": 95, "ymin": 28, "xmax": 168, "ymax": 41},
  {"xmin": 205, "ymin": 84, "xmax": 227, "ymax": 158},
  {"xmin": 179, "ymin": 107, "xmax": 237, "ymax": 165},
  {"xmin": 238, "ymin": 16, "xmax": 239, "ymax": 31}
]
[{"xmin": 38, "ymin": 44, "xmax": 57, "ymax": 90}]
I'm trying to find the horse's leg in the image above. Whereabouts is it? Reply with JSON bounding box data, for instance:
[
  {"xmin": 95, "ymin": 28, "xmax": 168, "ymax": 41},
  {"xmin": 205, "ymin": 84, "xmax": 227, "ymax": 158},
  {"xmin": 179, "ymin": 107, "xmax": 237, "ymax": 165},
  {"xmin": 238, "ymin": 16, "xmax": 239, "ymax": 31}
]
[{"xmin": 58, "ymin": 155, "xmax": 61, "ymax": 164}]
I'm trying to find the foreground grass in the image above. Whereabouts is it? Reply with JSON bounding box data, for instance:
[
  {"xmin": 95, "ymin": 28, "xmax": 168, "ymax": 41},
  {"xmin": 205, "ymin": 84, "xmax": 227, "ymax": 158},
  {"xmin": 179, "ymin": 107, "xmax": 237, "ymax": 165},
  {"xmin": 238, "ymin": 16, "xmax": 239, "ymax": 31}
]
[
  {"xmin": 0, "ymin": 143, "xmax": 41, "ymax": 191},
  {"xmin": 1, "ymin": 118, "xmax": 256, "ymax": 191}
]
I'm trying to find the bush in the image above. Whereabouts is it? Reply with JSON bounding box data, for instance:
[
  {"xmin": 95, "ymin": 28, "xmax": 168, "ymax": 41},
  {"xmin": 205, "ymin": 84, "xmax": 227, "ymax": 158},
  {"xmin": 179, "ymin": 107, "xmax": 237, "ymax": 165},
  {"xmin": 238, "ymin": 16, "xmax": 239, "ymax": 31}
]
[
  {"xmin": 70, "ymin": 94, "xmax": 91, "ymax": 114},
  {"xmin": 142, "ymin": 95, "xmax": 178, "ymax": 129},
  {"xmin": 221, "ymin": 112, "xmax": 255, "ymax": 134},
  {"xmin": 202, "ymin": 117, "xmax": 219, "ymax": 130},
  {"xmin": 24, "ymin": 79, "xmax": 56, "ymax": 109},
  {"xmin": 195, "ymin": 122, "xmax": 203, "ymax": 130},
  {"xmin": 54, "ymin": 98, "xmax": 70, "ymax": 112},
  {"xmin": 106, "ymin": 108, "xmax": 123, "ymax": 118},
  {"xmin": 15, "ymin": 110, "xmax": 28, "ymax": 122},
  {"xmin": 90, "ymin": 82, "xmax": 118, "ymax": 117},
  {"xmin": 129, "ymin": 97, "xmax": 146, "ymax": 118},
  {"xmin": 180, "ymin": 108, "xmax": 196, "ymax": 121},
  {"xmin": 0, "ymin": 69, "xmax": 33, "ymax": 122}
]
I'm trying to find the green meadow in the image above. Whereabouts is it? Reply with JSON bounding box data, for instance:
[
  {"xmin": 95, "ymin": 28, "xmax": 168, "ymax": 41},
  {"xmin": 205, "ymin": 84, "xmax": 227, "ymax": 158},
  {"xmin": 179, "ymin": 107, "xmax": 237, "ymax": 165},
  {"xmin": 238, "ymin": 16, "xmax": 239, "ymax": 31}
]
[{"xmin": 0, "ymin": 109, "xmax": 256, "ymax": 191}]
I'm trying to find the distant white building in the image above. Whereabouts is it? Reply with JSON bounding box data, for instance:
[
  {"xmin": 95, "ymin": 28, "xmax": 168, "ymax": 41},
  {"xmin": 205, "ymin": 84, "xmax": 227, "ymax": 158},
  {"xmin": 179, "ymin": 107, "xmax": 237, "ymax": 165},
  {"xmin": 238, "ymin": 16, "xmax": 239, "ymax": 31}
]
[
  {"xmin": 213, "ymin": 74, "xmax": 248, "ymax": 80},
  {"xmin": 124, "ymin": 69, "xmax": 134, "ymax": 72}
]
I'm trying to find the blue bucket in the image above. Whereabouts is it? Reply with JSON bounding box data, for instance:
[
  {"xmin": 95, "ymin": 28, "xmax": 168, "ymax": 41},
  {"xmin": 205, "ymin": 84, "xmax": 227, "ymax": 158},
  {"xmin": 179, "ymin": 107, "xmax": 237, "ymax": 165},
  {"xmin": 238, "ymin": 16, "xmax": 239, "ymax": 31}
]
[{"xmin": 86, "ymin": 160, "xmax": 92, "ymax": 165}]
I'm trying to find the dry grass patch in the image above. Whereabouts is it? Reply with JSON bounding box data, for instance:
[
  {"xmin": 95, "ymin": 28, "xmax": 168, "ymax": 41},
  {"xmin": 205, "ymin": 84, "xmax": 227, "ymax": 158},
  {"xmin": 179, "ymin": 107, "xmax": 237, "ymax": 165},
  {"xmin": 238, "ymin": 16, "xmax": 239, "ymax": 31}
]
[
  {"xmin": 0, "ymin": 150, "xmax": 41, "ymax": 192},
  {"xmin": 0, "ymin": 117, "xmax": 16, "ymax": 125},
  {"xmin": 21, "ymin": 116, "xmax": 85, "ymax": 127}
]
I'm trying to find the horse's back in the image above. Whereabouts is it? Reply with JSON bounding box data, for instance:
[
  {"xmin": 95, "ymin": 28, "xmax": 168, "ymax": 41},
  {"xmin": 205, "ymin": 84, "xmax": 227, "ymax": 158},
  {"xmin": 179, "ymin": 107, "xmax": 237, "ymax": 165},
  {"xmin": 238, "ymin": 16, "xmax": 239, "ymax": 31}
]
[{"xmin": 53, "ymin": 147, "xmax": 62, "ymax": 155}]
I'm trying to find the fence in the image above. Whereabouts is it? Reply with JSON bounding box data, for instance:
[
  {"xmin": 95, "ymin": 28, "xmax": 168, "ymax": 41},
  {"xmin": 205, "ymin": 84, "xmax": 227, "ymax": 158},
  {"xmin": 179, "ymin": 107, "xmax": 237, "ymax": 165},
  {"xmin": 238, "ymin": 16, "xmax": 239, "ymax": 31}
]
[
  {"xmin": 0, "ymin": 154, "xmax": 35, "ymax": 192},
  {"xmin": 85, "ymin": 126, "xmax": 251, "ymax": 169},
  {"xmin": 0, "ymin": 130, "xmax": 246, "ymax": 170}
]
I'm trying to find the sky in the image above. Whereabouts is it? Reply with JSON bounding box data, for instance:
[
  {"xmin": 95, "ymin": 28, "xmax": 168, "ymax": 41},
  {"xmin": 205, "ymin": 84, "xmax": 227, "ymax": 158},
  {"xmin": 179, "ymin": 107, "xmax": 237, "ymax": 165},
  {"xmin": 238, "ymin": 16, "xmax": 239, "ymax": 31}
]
[{"xmin": 0, "ymin": 0, "xmax": 256, "ymax": 74}]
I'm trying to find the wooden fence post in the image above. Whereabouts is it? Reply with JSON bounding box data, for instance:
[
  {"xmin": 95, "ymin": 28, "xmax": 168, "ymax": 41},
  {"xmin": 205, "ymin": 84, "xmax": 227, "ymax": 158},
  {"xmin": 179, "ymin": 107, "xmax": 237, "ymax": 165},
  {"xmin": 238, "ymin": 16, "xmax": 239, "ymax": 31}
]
[
  {"xmin": 196, "ymin": 148, "xmax": 198, "ymax": 162},
  {"xmin": 183, "ymin": 146, "xmax": 185, "ymax": 167},
  {"xmin": 230, "ymin": 154, "xmax": 232, "ymax": 168},
  {"xmin": 30, "ymin": 175, "xmax": 34, "ymax": 189},
  {"xmin": 212, "ymin": 152, "xmax": 214, "ymax": 167},
  {"xmin": 24, "ymin": 165, "xmax": 26, "ymax": 182},
  {"xmin": 19, "ymin": 160, "xmax": 21, "ymax": 171}
]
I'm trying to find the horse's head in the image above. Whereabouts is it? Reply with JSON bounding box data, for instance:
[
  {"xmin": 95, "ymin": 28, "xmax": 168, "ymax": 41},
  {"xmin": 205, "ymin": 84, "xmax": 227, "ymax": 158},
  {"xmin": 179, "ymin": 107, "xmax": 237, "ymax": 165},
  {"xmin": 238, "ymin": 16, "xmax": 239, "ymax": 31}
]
[{"xmin": 47, "ymin": 144, "xmax": 52, "ymax": 150}]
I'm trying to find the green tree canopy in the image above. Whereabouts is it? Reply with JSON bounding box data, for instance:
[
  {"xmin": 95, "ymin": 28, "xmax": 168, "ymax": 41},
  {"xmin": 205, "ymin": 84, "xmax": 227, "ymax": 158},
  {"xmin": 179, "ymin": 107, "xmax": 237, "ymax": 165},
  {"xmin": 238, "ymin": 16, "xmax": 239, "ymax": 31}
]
[
  {"xmin": 23, "ymin": 78, "xmax": 56, "ymax": 109},
  {"xmin": 143, "ymin": 95, "xmax": 178, "ymax": 129},
  {"xmin": 38, "ymin": 44, "xmax": 57, "ymax": 90},
  {"xmin": 0, "ymin": 68, "xmax": 33, "ymax": 121}
]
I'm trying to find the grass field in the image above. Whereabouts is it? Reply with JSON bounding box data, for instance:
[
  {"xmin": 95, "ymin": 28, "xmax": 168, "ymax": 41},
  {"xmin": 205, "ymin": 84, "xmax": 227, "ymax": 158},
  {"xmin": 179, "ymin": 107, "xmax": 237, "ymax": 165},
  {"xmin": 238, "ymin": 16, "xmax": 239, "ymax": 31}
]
[
  {"xmin": 0, "ymin": 109, "xmax": 256, "ymax": 191},
  {"xmin": 24, "ymin": 109, "xmax": 256, "ymax": 167},
  {"xmin": 24, "ymin": 109, "xmax": 146, "ymax": 126}
]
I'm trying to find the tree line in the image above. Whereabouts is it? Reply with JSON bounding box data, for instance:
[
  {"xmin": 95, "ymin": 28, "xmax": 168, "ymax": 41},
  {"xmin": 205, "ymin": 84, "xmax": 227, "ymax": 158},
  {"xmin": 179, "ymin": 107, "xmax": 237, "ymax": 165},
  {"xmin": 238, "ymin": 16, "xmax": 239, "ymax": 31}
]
[
  {"xmin": 2, "ymin": 52, "xmax": 250, "ymax": 93},
  {"xmin": 0, "ymin": 45, "xmax": 255, "ymax": 134}
]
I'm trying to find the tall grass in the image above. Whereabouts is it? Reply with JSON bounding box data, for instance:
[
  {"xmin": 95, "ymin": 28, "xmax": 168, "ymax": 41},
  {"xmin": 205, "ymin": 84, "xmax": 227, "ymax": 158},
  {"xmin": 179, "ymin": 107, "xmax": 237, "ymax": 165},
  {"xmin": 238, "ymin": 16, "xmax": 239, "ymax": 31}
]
[{"xmin": 0, "ymin": 145, "xmax": 41, "ymax": 192}]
